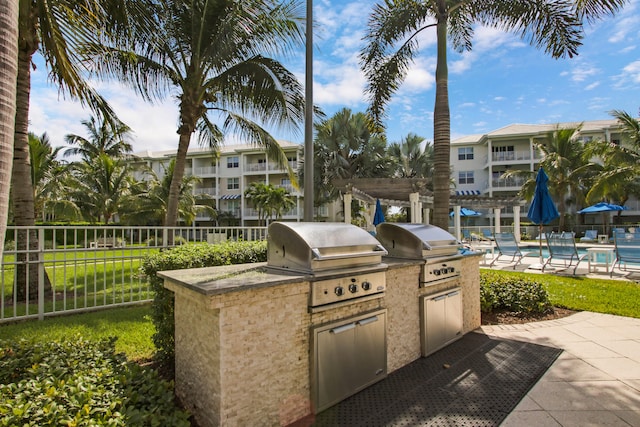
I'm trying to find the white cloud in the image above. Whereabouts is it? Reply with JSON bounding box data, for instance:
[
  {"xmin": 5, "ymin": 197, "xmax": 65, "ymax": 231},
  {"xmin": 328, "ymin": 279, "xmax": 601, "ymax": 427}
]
[{"xmin": 585, "ymin": 81, "xmax": 601, "ymax": 90}]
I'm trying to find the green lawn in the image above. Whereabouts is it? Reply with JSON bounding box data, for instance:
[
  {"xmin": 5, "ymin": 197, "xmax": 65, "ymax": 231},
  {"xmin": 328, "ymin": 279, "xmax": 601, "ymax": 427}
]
[{"xmin": 0, "ymin": 304, "xmax": 155, "ymax": 360}]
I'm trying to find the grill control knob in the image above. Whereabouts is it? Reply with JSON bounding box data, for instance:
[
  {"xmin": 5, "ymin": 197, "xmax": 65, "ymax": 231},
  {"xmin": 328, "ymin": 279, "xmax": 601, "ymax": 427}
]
[
  {"xmin": 348, "ymin": 283, "xmax": 358, "ymax": 293},
  {"xmin": 361, "ymin": 281, "xmax": 371, "ymax": 291},
  {"xmin": 448, "ymin": 266, "xmax": 456, "ymax": 273},
  {"xmin": 434, "ymin": 269, "xmax": 441, "ymax": 276},
  {"xmin": 334, "ymin": 286, "xmax": 344, "ymax": 296},
  {"xmin": 440, "ymin": 267, "xmax": 449, "ymax": 275}
]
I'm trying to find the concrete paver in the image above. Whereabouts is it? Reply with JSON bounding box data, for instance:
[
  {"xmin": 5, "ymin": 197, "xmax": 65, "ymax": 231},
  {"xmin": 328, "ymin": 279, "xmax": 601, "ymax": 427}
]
[{"xmin": 481, "ymin": 312, "xmax": 640, "ymax": 426}]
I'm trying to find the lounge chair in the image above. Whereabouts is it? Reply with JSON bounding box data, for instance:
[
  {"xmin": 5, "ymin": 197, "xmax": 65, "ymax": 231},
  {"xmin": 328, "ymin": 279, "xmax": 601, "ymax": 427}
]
[
  {"xmin": 481, "ymin": 229, "xmax": 494, "ymax": 240},
  {"xmin": 542, "ymin": 232, "xmax": 587, "ymax": 275},
  {"xmin": 610, "ymin": 227, "xmax": 625, "ymax": 243},
  {"xmin": 610, "ymin": 231, "xmax": 640, "ymax": 277},
  {"xmin": 489, "ymin": 232, "xmax": 530, "ymax": 269},
  {"xmin": 580, "ymin": 229, "xmax": 598, "ymax": 242}
]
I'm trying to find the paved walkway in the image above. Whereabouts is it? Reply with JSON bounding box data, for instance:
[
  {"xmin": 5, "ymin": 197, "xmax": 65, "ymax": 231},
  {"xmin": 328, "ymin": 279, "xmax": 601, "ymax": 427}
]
[{"xmin": 481, "ymin": 311, "xmax": 640, "ymax": 426}]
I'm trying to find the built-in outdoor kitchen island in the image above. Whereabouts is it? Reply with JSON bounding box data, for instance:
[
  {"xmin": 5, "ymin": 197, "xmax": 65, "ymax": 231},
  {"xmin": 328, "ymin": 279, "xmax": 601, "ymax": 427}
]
[{"xmin": 159, "ymin": 223, "xmax": 481, "ymax": 427}]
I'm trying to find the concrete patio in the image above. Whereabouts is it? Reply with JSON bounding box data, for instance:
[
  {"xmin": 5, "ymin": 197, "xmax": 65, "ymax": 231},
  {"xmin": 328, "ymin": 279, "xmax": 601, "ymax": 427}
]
[{"xmin": 482, "ymin": 311, "xmax": 640, "ymax": 426}]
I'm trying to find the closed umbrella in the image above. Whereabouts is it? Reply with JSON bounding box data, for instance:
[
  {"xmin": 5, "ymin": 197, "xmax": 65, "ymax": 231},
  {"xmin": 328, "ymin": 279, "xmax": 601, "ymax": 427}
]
[
  {"xmin": 527, "ymin": 168, "xmax": 560, "ymax": 266},
  {"xmin": 373, "ymin": 199, "xmax": 385, "ymax": 226}
]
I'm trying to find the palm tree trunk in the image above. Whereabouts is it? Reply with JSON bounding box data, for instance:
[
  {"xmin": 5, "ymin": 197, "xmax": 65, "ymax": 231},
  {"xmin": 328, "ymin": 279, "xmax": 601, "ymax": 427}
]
[
  {"xmin": 432, "ymin": 9, "xmax": 451, "ymax": 230},
  {"xmin": 0, "ymin": 0, "xmax": 19, "ymax": 260},
  {"xmin": 13, "ymin": 15, "xmax": 51, "ymax": 299},
  {"xmin": 165, "ymin": 132, "xmax": 191, "ymax": 229}
]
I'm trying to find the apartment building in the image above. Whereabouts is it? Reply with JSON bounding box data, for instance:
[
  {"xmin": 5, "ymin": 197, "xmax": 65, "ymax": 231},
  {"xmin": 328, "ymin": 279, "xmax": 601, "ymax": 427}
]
[
  {"xmin": 131, "ymin": 141, "xmax": 333, "ymax": 226},
  {"xmin": 450, "ymin": 119, "xmax": 638, "ymax": 226}
]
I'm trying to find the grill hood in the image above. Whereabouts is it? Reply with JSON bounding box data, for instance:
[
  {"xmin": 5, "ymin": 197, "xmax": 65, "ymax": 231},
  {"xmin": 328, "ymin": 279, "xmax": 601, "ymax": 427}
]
[
  {"xmin": 267, "ymin": 222, "xmax": 387, "ymax": 274},
  {"xmin": 375, "ymin": 223, "xmax": 461, "ymax": 259}
]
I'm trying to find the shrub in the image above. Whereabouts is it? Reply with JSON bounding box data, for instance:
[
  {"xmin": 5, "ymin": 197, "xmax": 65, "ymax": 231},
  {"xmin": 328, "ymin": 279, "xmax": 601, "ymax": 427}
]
[
  {"xmin": 480, "ymin": 271, "xmax": 552, "ymax": 315},
  {"xmin": 141, "ymin": 241, "xmax": 267, "ymax": 367},
  {"xmin": 0, "ymin": 336, "xmax": 190, "ymax": 426}
]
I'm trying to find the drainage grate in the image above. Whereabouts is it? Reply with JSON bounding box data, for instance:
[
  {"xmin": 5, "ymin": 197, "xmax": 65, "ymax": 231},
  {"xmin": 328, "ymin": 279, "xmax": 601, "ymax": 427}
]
[{"xmin": 312, "ymin": 332, "xmax": 562, "ymax": 427}]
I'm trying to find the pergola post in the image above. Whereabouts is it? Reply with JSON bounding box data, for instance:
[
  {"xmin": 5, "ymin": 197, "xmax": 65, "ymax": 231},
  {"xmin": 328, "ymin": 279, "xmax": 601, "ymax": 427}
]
[
  {"xmin": 410, "ymin": 193, "xmax": 421, "ymax": 223},
  {"xmin": 343, "ymin": 192, "xmax": 352, "ymax": 224},
  {"xmin": 513, "ymin": 205, "xmax": 521, "ymax": 242},
  {"xmin": 453, "ymin": 205, "xmax": 462, "ymax": 241},
  {"xmin": 494, "ymin": 208, "xmax": 501, "ymax": 233},
  {"xmin": 422, "ymin": 208, "xmax": 430, "ymax": 225}
]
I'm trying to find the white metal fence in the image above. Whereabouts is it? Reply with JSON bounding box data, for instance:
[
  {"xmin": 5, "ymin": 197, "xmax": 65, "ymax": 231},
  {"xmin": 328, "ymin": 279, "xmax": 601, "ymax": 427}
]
[{"xmin": 1, "ymin": 225, "xmax": 268, "ymax": 323}]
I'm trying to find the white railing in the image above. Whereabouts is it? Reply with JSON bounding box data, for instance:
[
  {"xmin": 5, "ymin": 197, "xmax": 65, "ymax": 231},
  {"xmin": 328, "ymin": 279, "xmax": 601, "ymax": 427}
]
[{"xmin": 1, "ymin": 225, "xmax": 268, "ymax": 323}]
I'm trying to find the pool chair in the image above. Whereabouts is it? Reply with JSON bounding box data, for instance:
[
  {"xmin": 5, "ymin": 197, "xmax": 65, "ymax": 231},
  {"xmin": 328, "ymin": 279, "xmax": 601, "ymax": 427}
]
[
  {"xmin": 481, "ymin": 229, "xmax": 494, "ymax": 240},
  {"xmin": 489, "ymin": 232, "xmax": 529, "ymax": 269},
  {"xmin": 611, "ymin": 230, "xmax": 640, "ymax": 277},
  {"xmin": 610, "ymin": 227, "xmax": 625, "ymax": 242},
  {"xmin": 580, "ymin": 229, "xmax": 598, "ymax": 242},
  {"xmin": 542, "ymin": 232, "xmax": 587, "ymax": 275}
]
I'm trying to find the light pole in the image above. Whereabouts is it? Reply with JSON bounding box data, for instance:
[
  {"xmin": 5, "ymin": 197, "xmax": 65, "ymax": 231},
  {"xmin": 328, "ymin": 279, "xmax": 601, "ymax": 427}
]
[{"xmin": 303, "ymin": 0, "xmax": 314, "ymax": 222}]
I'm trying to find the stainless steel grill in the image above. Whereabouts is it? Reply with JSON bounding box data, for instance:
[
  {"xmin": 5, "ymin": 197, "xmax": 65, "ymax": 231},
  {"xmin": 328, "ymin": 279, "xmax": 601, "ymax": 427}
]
[
  {"xmin": 267, "ymin": 222, "xmax": 388, "ymax": 307},
  {"xmin": 375, "ymin": 223, "xmax": 462, "ymax": 286},
  {"xmin": 267, "ymin": 222, "xmax": 389, "ymax": 414}
]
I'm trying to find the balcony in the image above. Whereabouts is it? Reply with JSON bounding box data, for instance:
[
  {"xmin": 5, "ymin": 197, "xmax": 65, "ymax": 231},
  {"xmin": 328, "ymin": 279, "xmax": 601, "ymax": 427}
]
[
  {"xmin": 492, "ymin": 177, "xmax": 527, "ymax": 189},
  {"xmin": 194, "ymin": 166, "xmax": 217, "ymax": 176},
  {"xmin": 244, "ymin": 163, "xmax": 267, "ymax": 173},
  {"xmin": 194, "ymin": 187, "xmax": 217, "ymax": 196}
]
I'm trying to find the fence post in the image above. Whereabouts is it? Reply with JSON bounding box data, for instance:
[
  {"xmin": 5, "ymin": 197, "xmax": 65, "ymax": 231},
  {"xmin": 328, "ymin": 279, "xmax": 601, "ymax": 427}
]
[{"xmin": 38, "ymin": 228, "xmax": 45, "ymax": 321}]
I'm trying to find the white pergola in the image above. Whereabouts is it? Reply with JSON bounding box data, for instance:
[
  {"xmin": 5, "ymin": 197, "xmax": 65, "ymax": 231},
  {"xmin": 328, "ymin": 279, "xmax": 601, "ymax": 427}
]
[{"xmin": 332, "ymin": 178, "xmax": 526, "ymax": 241}]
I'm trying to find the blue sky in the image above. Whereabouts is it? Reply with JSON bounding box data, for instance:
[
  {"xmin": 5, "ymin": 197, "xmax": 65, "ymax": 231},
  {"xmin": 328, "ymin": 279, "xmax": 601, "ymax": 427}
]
[{"xmin": 28, "ymin": 0, "xmax": 640, "ymax": 154}]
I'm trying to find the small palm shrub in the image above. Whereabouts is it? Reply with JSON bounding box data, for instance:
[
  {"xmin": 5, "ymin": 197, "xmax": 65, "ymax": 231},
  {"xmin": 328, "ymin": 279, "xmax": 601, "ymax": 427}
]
[
  {"xmin": 0, "ymin": 337, "xmax": 191, "ymax": 426},
  {"xmin": 480, "ymin": 271, "xmax": 552, "ymax": 315}
]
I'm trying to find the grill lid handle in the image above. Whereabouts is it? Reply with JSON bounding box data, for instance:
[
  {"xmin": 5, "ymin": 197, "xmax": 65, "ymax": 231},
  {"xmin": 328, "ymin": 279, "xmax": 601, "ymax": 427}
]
[{"xmin": 310, "ymin": 244, "xmax": 388, "ymax": 260}]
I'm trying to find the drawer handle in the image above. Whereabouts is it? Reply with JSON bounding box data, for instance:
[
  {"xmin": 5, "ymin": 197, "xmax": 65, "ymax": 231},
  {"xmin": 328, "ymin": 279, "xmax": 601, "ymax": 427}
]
[
  {"xmin": 357, "ymin": 316, "xmax": 379, "ymax": 326},
  {"xmin": 330, "ymin": 323, "xmax": 356, "ymax": 334}
]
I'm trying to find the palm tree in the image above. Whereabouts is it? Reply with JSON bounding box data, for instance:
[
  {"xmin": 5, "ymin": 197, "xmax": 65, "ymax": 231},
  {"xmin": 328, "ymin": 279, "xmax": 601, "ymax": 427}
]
[
  {"xmin": 360, "ymin": 0, "xmax": 626, "ymax": 229},
  {"xmin": 122, "ymin": 160, "xmax": 216, "ymax": 226},
  {"xmin": 67, "ymin": 153, "xmax": 133, "ymax": 224},
  {"xmin": 536, "ymin": 126, "xmax": 594, "ymax": 230},
  {"xmin": 28, "ymin": 132, "xmax": 78, "ymax": 221},
  {"xmin": 244, "ymin": 182, "xmax": 272, "ymax": 226},
  {"xmin": 64, "ymin": 116, "xmax": 133, "ymax": 160},
  {"xmin": 84, "ymin": 0, "xmax": 307, "ymax": 229},
  {"xmin": 388, "ymin": 133, "xmax": 434, "ymax": 179},
  {"xmin": 0, "ymin": 0, "xmax": 18, "ymax": 259},
  {"xmin": 584, "ymin": 110, "xmax": 640, "ymax": 207},
  {"xmin": 12, "ymin": 0, "xmax": 145, "ymax": 299}
]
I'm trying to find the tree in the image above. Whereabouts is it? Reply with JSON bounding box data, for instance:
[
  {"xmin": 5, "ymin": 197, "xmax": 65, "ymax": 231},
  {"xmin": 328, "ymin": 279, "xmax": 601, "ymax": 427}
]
[
  {"xmin": 584, "ymin": 110, "xmax": 640, "ymax": 208},
  {"xmin": 67, "ymin": 153, "xmax": 133, "ymax": 224},
  {"xmin": 122, "ymin": 160, "xmax": 216, "ymax": 226},
  {"xmin": 12, "ymin": 0, "xmax": 145, "ymax": 299},
  {"xmin": 245, "ymin": 181, "xmax": 295, "ymax": 225},
  {"xmin": 85, "ymin": 0, "xmax": 307, "ymax": 229},
  {"xmin": 360, "ymin": 0, "xmax": 626, "ymax": 229},
  {"xmin": 312, "ymin": 108, "xmax": 391, "ymax": 222},
  {"xmin": 64, "ymin": 116, "xmax": 133, "ymax": 160},
  {"xmin": 28, "ymin": 132, "xmax": 78, "ymax": 221},
  {"xmin": 388, "ymin": 133, "xmax": 434, "ymax": 179},
  {"xmin": 0, "ymin": 0, "xmax": 18, "ymax": 260}
]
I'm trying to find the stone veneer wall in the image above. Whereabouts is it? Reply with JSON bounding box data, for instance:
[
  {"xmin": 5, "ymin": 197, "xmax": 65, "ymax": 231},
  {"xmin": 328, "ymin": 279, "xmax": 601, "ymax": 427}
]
[
  {"xmin": 165, "ymin": 254, "xmax": 481, "ymax": 427},
  {"xmin": 168, "ymin": 281, "xmax": 312, "ymax": 427}
]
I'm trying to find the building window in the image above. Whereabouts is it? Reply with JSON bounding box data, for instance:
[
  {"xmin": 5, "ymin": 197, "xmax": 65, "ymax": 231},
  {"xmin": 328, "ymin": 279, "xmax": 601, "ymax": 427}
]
[
  {"xmin": 227, "ymin": 177, "xmax": 239, "ymax": 190},
  {"xmin": 458, "ymin": 171, "xmax": 474, "ymax": 185},
  {"xmin": 458, "ymin": 147, "xmax": 474, "ymax": 160},
  {"xmin": 227, "ymin": 156, "xmax": 239, "ymax": 168}
]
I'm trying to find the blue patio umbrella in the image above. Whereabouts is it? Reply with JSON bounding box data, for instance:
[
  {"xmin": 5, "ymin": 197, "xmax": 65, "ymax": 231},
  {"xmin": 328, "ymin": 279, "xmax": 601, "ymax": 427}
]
[
  {"xmin": 528, "ymin": 168, "xmax": 560, "ymax": 263},
  {"xmin": 578, "ymin": 202, "xmax": 627, "ymax": 235},
  {"xmin": 373, "ymin": 199, "xmax": 385, "ymax": 226},
  {"xmin": 577, "ymin": 202, "xmax": 627, "ymax": 214},
  {"xmin": 449, "ymin": 207, "xmax": 482, "ymax": 217}
]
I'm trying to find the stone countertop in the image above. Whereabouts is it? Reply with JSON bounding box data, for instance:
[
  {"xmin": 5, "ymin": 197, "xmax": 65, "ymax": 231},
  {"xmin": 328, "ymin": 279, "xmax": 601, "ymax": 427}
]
[
  {"xmin": 158, "ymin": 262, "xmax": 307, "ymax": 296},
  {"xmin": 158, "ymin": 262, "xmax": 389, "ymax": 296}
]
